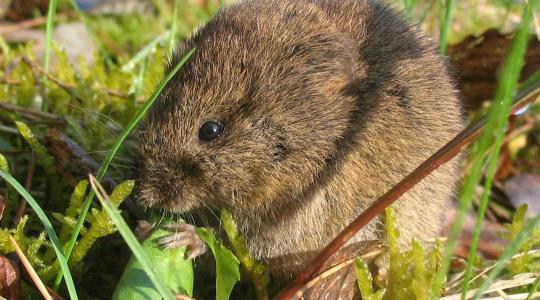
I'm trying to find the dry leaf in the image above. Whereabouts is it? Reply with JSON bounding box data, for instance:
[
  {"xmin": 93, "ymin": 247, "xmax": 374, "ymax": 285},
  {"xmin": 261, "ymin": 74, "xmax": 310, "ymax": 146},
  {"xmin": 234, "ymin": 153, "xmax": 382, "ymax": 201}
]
[
  {"xmin": 0, "ymin": 256, "xmax": 20, "ymax": 300},
  {"xmin": 448, "ymin": 29, "xmax": 540, "ymax": 110},
  {"xmin": 294, "ymin": 241, "xmax": 384, "ymax": 300}
]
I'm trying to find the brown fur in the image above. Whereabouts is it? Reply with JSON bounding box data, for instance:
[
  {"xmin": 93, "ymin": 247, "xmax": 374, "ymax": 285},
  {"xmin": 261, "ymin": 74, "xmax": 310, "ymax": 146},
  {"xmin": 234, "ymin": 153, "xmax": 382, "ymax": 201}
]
[{"xmin": 136, "ymin": 0, "xmax": 464, "ymax": 279}]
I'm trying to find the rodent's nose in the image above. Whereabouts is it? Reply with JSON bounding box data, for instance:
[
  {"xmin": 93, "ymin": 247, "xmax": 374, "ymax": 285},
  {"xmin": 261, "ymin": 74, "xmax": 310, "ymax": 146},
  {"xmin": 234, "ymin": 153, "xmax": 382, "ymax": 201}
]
[
  {"xmin": 153, "ymin": 155, "xmax": 204, "ymax": 182},
  {"xmin": 172, "ymin": 156, "xmax": 204, "ymax": 180},
  {"xmin": 140, "ymin": 156, "xmax": 204, "ymax": 204}
]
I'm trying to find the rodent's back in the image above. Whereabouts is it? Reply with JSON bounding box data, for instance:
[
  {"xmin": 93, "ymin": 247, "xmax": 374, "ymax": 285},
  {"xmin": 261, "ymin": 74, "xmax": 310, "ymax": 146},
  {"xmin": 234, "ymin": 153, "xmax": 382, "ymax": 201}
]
[{"xmin": 140, "ymin": 0, "xmax": 463, "ymax": 278}]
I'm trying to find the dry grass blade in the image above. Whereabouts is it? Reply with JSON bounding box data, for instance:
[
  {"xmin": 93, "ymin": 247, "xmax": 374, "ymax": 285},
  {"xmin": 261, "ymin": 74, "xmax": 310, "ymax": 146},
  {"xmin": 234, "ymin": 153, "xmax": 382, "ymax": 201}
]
[
  {"xmin": 444, "ymin": 250, "xmax": 540, "ymax": 295},
  {"xmin": 441, "ymin": 273, "xmax": 538, "ymax": 300},
  {"xmin": 8, "ymin": 236, "xmax": 52, "ymax": 300},
  {"xmin": 0, "ymin": 102, "xmax": 65, "ymax": 123}
]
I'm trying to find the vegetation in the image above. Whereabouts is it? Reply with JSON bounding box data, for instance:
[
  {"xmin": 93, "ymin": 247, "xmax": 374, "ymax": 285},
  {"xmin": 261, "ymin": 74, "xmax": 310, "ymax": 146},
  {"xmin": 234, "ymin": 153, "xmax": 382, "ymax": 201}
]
[{"xmin": 0, "ymin": 0, "xmax": 539, "ymax": 299}]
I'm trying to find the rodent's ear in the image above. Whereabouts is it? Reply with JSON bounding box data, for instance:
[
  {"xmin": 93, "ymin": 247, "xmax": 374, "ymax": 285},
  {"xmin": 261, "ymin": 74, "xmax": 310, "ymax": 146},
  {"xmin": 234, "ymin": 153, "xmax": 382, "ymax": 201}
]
[{"xmin": 290, "ymin": 32, "xmax": 361, "ymax": 95}]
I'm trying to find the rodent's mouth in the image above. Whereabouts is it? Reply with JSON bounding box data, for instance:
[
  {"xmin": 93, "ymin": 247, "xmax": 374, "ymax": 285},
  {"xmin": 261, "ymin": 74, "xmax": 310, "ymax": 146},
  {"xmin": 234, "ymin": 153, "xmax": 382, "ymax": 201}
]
[{"xmin": 138, "ymin": 189, "xmax": 204, "ymax": 214}]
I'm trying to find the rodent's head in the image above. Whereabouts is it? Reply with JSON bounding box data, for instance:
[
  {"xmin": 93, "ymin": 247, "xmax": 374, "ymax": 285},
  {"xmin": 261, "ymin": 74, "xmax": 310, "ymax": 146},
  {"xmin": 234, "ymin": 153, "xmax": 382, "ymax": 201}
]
[{"xmin": 136, "ymin": 1, "xmax": 362, "ymax": 215}]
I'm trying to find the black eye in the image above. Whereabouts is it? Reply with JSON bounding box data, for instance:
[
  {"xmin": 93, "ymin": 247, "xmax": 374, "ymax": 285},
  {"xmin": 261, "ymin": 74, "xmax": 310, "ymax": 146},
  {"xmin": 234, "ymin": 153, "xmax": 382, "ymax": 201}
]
[{"xmin": 198, "ymin": 121, "xmax": 224, "ymax": 142}]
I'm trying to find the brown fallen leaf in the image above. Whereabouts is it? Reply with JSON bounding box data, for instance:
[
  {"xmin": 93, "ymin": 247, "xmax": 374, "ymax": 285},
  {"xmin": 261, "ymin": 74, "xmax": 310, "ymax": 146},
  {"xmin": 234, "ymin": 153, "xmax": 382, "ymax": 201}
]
[
  {"xmin": 0, "ymin": 255, "xmax": 20, "ymax": 300},
  {"xmin": 5, "ymin": 0, "xmax": 49, "ymax": 21},
  {"xmin": 44, "ymin": 128, "xmax": 116, "ymax": 189},
  {"xmin": 44, "ymin": 128, "xmax": 145, "ymax": 219},
  {"xmin": 292, "ymin": 241, "xmax": 384, "ymax": 300},
  {"xmin": 448, "ymin": 29, "xmax": 540, "ymax": 110}
]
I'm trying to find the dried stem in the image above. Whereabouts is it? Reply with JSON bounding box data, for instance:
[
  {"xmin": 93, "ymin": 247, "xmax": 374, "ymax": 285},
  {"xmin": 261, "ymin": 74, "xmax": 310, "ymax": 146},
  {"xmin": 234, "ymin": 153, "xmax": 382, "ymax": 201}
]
[
  {"xmin": 0, "ymin": 102, "xmax": 64, "ymax": 124},
  {"xmin": 21, "ymin": 57, "xmax": 132, "ymax": 100},
  {"xmin": 14, "ymin": 152, "xmax": 35, "ymax": 225},
  {"xmin": 9, "ymin": 236, "xmax": 53, "ymax": 300},
  {"xmin": 277, "ymin": 80, "xmax": 540, "ymax": 300},
  {"xmin": 0, "ymin": 14, "xmax": 70, "ymax": 35}
]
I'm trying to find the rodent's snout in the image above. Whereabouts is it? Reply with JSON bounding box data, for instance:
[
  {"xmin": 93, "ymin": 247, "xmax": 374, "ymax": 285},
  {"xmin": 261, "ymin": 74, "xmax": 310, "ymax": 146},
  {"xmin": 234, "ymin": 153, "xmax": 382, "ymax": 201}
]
[{"xmin": 136, "ymin": 154, "xmax": 211, "ymax": 212}]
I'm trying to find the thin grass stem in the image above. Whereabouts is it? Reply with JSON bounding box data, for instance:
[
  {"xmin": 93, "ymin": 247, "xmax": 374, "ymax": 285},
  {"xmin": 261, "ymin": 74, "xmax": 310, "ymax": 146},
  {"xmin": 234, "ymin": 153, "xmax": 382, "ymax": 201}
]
[
  {"xmin": 433, "ymin": 0, "xmax": 539, "ymax": 298},
  {"xmin": 169, "ymin": 0, "xmax": 180, "ymax": 55},
  {"xmin": 527, "ymin": 276, "xmax": 540, "ymax": 300},
  {"xmin": 42, "ymin": 0, "xmax": 58, "ymax": 112},
  {"xmin": 439, "ymin": 0, "xmax": 455, "ymax": 55},
  {"xmin": 473, "ymin": 213, "xmax": 540, "ymax": 299}
]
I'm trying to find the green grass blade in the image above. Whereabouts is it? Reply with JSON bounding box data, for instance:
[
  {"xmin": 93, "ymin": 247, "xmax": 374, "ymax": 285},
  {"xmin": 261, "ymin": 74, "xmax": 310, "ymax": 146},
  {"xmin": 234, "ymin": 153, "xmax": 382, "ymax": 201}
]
[
  {"xmin": 53, "ymin": 48, "xmax": 196, "ymax": 288},
  {"xmin": 221, "ymin": 209, "xmax": 269, "ymax": 300},
  {"xmin": 196, "ymin": 227, "xmax": 240, "ymax": 300},
  {"xmin": 438, "ymin": 0, "xmax": 455, "ymax": 55},
  {"xmin": 43, "ymin": 0, "xmax": 58, "ymax": 111},
  {"xmin": 527, "ymin": 276, "xmax": 540, "ymax": 300},
  {"xmin": 520, "ymin": 68, "xmax": 540, "ymax": 92},
  {"xmin": 44, "ymin": 0, "xmax": 58, "ymax": 73},
  {"xmin": 403, "ymin": 0, "xmax": 418, "ymax": 19},
  {"xmin": 0, "ymin": 170, "xmax": 78, "ymax": 300},
  {"xmin": 129, "ymin": 57, "xmax": 149, "ymax": 109},
  {"xmin": 88, "ymin": 175, "xmax": 175, "ymax": 300},
  {"xmin": 169, "ymin": 0, "xmax": 180, "ymax": 55},
  {"xmin": 121, "ymin": 30, "xmax": 171, "ymax": 72},
  {"xmin": 461, "ymin": 0, "xmax": 538, "ymax": 297},
  {"xmin": 473, "ymin": 213, "xmax": 540, "ymax": 299},
  {"xmin": 432, "ymin": 0, "xmax": 538, "ymax": 297},
  {"xmin": 418, "ymin": 0, "xmax": 436, "ymax": 25}
]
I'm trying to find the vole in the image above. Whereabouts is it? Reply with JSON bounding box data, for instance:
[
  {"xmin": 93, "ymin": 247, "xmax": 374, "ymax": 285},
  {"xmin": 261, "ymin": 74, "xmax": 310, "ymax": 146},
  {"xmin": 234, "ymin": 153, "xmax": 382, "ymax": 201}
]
[{"xmin": 136, "ymin": 0, "xmax": 463, "ymax": 279}]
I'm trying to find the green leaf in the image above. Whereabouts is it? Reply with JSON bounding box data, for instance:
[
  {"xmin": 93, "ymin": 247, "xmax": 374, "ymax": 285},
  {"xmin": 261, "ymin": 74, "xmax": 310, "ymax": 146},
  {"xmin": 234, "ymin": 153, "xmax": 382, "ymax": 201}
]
[
  {"xmin": 196, "ymin": 227, "xmax": 240, "ymax": 300},
  {"xmin": 89, "ymin": 175, "xmax": 175, "ymax": 300},
  {"xmin": 113, "ymin": 229, "xmax": 194, "ymax": 299}
]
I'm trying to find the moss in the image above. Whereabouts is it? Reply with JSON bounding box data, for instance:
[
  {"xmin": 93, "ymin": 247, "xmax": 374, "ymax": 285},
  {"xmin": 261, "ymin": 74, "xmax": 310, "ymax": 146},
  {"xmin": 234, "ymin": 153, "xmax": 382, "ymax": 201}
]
[{"xmin": 355, "ymin": 207, "xmax": 444, "ymax": 300}]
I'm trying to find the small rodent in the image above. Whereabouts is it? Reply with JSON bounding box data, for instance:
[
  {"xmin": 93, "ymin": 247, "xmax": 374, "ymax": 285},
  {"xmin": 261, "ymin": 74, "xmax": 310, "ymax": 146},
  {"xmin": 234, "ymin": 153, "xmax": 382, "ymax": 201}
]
[{"xmin": 136, "ymin": 0, "xmax": 463, "ymax": 279}]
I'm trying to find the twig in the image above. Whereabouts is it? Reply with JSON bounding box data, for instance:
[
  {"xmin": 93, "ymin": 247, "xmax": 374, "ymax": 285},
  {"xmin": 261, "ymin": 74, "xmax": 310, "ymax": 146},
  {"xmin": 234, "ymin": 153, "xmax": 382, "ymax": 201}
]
[
  {"xmin": 14, "ymin": 152, "xmax": 35, "ymax": 225},
  {"xmin": 22, "ymin": 57, "xmax": 84, "ymax": 103},
  {"xmin": 0, "ymin": 102, "xmax": 64, "ymax": 123},
  {"xmin": 8, "ymin": 236, "xmax": 53, "ymax": 300},
  {"xmin": 0, "ymin": 78, "xmax": 22, "ymax": 85},
  {"xmin": 21, "ymin": 57, "xmax": 132, "ymax": 100},
  {"xmin": 0, "ymin": 125, "xmax": 19, "ymax": 135},
  {"xmin": 277, "ymin": 76, "xmax": 540, "ymax": 300},
  {"xmin": 0, "ymin": 14, "xmax": 70, "ymax": 36},
  {"xmin": 504, "ymin": 118, "xmax": 535, "ymax": 145}
]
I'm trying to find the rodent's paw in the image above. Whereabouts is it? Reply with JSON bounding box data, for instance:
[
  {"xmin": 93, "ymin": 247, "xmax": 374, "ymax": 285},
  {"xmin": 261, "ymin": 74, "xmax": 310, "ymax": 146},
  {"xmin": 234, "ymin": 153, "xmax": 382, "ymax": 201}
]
[
  {"xmin": 135, "ymin": 220, "xmax": 154, "ymax": 241},
  {"xmin": 158, "ymin": 223, "xmax": 207, "ymax": 260},
  {"xmin": 175, "ymin": 295, "xmax": 195, "ymax": 300}
]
